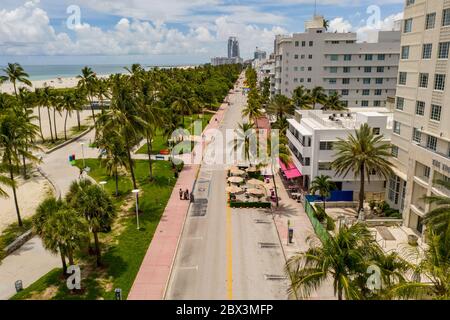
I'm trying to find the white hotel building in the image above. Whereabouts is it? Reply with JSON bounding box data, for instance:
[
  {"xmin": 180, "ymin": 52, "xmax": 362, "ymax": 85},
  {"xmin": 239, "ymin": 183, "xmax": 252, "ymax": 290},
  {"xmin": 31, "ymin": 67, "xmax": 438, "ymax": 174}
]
[
  {"xmin": 273, "ymin": 16, "xmax": 401, "ymax": 108},
  {"xmin": 387, "ymin": 0, "xmax": 450, "ymax": 236},
  {"xmin": 287, "ymin": 108, "xmax": 393, "ymax": 194}
]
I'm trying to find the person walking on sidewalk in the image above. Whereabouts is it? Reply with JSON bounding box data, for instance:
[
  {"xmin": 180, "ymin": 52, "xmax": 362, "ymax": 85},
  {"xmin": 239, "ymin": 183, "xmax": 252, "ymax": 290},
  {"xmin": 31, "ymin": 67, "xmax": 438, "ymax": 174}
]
[{"xmin": 179, "ymin": 188, "xmax": 183, "ymax": 200}]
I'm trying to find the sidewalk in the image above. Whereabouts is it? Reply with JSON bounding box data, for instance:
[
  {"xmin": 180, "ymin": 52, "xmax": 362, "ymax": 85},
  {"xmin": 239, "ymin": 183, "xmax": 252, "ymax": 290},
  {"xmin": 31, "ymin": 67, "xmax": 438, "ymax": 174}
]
[
  {"xmin": 272, "ymin": 173, "xmax": 336, "ymax": 300},
  {"xmin": 128, "ymin": 76, "xmax": 243, "ymax": 300}
]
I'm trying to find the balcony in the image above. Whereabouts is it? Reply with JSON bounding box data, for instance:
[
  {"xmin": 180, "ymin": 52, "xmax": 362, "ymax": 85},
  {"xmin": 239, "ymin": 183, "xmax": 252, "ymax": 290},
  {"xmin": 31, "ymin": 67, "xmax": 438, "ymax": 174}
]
[{"xmin": 415, "ymin": 142, "xmax": 450, "ymax": 161}]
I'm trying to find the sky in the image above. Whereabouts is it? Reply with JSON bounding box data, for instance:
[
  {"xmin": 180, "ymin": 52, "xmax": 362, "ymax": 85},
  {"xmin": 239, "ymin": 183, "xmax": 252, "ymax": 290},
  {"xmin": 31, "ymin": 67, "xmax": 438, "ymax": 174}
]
[{"xmin": 0, "ymin": 0, "xmax": 404, "ymax": 66}]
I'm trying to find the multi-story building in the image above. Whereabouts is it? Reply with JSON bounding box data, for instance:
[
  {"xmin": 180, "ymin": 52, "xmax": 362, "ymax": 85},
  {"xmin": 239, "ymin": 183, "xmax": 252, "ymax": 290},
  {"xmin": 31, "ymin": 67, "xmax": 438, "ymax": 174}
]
[
  {"xmin": 228, "ymin": 36, "xmax": 240, "ymax": 59},
  {"xmin": 387, "ymin": 0, "xmax": 450, "ymax": 237},
  {"xmin": 273, "ymin": 15, "xmax": 401, "ymax": 108},
  {"xmin": 211, "ymin": 57, "xmax": 242, "ymax": 66},
  {"xmin": 287, "ymin": 108, "xmax": 393, "ymax": 194},
  {"xmin": 254, "ymin": 47, "xmax": 267, "ymax": 60}
]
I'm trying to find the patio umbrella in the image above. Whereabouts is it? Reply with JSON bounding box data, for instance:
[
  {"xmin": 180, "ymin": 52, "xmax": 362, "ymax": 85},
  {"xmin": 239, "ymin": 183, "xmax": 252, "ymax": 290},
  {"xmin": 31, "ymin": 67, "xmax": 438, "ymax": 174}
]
[
  {"xmin": 228, "ymin": 176, "xmax": 244, "ymax": 184},
  {"xmin": 230, "ymin": 168, "xmax": 246, "ymax": 176},
  {"xmin": 246, "ymin": 167, "xmax": 259, "ymax": 173},
  {"xmin": 247, "ymin": 188, "xmax": 265, "ymax": 196},
  {"xmin": 247, "ymin": 179, "xmax": 264, "ymax": 186},
  {"xmin": 226, "ymin": 186, "xmax": 243, "ymax": 194}
]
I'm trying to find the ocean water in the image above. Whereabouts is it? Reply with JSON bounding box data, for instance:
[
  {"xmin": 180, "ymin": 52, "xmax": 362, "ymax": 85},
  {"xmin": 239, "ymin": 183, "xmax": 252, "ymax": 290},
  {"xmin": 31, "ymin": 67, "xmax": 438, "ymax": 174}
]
[{"xmin": 15, "ymin": 65, "xmax": 130, "ymax": 81}]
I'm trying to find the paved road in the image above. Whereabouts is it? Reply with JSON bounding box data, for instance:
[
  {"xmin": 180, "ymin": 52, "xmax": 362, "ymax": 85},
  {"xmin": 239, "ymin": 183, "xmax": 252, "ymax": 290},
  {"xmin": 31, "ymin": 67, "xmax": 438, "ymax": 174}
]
[{"xmin": 166, "ymin": 75, "xmax": 288, "ymax": 300}]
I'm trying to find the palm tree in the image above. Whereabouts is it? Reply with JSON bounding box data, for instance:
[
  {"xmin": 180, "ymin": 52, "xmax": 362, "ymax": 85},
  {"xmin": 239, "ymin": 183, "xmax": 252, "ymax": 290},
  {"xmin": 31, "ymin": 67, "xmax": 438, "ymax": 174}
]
[
  {"xmin": 2, "ymin": 63, "xmax": 32, "ymax": 97},
  {"xmin": 97, "ymin": 132, "xmax": 128, "ymax": 197},
  {"xmin": 310, "ymin": 86, "xmax": 327, "ymax": 109},
  {"xmin": 242, "ymin": 96, "xmax": 263, "ymax": 127},
  {"xmin": 323, "ymin": 92, "xmax": 346, "ymax": 111},
  {"xmin": 267, "ymin": 94, "xmax": 294, "ymax": 121},
  {"xmin": 69, "ymin": 182, "xmax": 116, "ymax": 267},
  {"xmin": 232, "ymin": 122, "xmax": 257, "ymax": 166},
  {"xmin": 332, "ymin": 123, "xmax": 394, "ymax": 214},
  {"xmin": 33, "ymin": 88, "xmax": 45, "ymax": 141},
  {"xmin": 285, "ymin": 223, "xmax": 379, "ymax": 300},
  {"xmin": 41, "ymin": 86, "xmax": 55, "ymax": 142},
  {"xmin": 323, "ymin": 19, "xmax": 330, "ymax": 31},
  {"xmin": 292, "ymin": 86, "xmax": 312, "ymax": 110},
  {"xmin": 59, "ymin": 91, "xmax": 77, "ymax": 140},
  {"xmin": 423, "ymin": 179, "xmax": 450, "ymax": 245},
  {"xmin": 77, "ymin": 66, "xmax": 97, "ymax": 124},
  {"xmin": 0, "ymin": 108, "xmax": 40, "ymax": 226},
  {"xmin": 171, "ymin": 95, "xmax": 191, "ymax": 127},
  {"xmin": 309, "ymin": 175, "xmax": 336, "ymax": 210}
]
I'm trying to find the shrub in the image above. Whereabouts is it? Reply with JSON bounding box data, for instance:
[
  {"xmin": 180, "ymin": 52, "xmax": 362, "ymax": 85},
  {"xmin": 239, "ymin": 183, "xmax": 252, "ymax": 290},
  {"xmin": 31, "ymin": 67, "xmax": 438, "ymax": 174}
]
[
  {"xmin": 314, "ymin": 206, "xmax": 327, "ymax": 223},
  {"xmin": 326, "ymin": 215, "xmax": 336, "ymax": 231}
]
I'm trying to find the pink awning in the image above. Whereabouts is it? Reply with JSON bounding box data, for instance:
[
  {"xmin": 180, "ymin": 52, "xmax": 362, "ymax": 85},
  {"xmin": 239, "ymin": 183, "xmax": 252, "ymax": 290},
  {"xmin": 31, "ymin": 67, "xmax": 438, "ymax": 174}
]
[
  {"xmin": 278, "ymin": 159, "xmax": 296, "ymax": 171},
  {"xmin": 284, "ymin": 168, "xmax": 302, "ymax": 179}
]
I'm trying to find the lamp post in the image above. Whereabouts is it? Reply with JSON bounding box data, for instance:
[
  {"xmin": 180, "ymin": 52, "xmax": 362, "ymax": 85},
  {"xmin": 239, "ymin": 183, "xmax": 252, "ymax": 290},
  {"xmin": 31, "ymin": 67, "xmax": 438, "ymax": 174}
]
[
  {"xmin": 132, "ymin": 189, "xmax": 140, "ymax": 230},
  {"xmin": 80, "ymin": 142, "xmax": 86, "ymax": 169}
]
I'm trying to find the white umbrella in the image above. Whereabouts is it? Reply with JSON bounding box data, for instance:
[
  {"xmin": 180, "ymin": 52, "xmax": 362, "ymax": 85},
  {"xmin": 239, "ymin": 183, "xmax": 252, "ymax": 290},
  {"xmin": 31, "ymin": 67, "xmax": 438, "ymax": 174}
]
[
  {"xmin": 228, "ymin": 176, "xmax": 244, "ymax": 184},
  {"xmin": 247, "ymin": 188, "xmax": 265, "ymax": 196},
  {"xmin": 246, "ymin": 167, "xmax": 259, "ymax": 173},
  {"xmin": 226, "ymin": 186, "xmax": 244, "ymax": 194},
  {"xmin": 230, "ymin": 168, "xmax": 246, "ymax": 176},
  {"xmin": 247, "ymin": 179, "xmax": 264, "ymax": 186}
]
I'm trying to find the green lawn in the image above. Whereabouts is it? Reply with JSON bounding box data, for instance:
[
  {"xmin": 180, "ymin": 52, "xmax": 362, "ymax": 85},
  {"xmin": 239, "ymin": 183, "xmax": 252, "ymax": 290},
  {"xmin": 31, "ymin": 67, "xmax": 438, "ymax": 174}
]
[
  {"xmin": 137, "ymin": 113, "xmax": 212, "ymax": 155},
  {"xmin": 11, "ymin": 158, "xmax": 177, "ymax": 300},
  {"xmin": 0, "ymin": 219, "xmax": 33, "ymax": 262}
]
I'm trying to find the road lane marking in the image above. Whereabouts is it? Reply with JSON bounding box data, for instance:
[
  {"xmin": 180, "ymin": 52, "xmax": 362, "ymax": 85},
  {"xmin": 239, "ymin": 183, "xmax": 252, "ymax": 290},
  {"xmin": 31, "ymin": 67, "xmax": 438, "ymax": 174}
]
[{"xmin": 226, "ymin": 204, "xmax": 233, "ymax": 300}]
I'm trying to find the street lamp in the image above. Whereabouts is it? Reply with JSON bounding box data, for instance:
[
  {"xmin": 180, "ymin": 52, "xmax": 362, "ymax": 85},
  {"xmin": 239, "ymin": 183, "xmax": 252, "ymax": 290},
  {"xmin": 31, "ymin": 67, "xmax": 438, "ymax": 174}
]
[
  {"xmin": 99, "ymin": 181, "xmax": 107, "ymax": 190},
  {"xmin": 80, "ymin": 142, "xmax": 86, "ymax": 169},
  {"xmin": 132, "ymin": 189, "xmax": 140, "ymax": 230}
]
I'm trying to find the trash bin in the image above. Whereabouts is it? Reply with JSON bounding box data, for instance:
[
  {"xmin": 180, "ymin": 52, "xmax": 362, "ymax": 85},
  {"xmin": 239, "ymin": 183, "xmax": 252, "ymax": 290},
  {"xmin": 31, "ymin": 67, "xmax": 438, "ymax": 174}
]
[{"xmin": 288, "ymin": 228, "xmax": 294, "ymax": 244}]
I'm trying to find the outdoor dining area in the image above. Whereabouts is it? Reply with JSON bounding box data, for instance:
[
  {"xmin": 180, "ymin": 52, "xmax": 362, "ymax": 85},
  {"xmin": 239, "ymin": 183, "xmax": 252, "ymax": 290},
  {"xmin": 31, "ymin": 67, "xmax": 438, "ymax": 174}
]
[{"xmin": 226, "ymin": 166, "xmax": 273, "ymax": 206}]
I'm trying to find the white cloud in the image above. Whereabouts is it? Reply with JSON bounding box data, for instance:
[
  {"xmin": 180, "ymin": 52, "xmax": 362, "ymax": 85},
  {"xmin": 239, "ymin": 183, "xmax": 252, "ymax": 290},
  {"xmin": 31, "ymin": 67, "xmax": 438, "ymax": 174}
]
[{"xmin": 329, "ymin": 17, "xmax": 352, "ymax": 33}]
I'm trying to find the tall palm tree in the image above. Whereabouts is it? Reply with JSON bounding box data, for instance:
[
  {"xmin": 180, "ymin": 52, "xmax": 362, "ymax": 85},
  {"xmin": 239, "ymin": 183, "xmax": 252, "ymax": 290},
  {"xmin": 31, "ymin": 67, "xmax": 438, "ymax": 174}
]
[
  {"xmin": 309, "ymin": 175, "xmax": 336, "ymax": 210},
  {"xmin": 323, "ymin": 19, "xmax": 330, "ymax": 31},
  {"xmin": 171, "ymin": 95, "xmax": 191, "ymax": 127},
  {"xmin": 242, "ymin": 97, "xmax": 263, "ymax": 127},
  {"xmin": 59, "ymin": 91, "xmax": 77, "ymax": 140},
  {"xmin": 0, "ymin": 108, "xmax": 39, "ymax": 226},
  {"xmin": 310, "ymin": 86, "xmax": 327, "ymax": 109},
  {"xmin": 332, "ymin": 123, "xmax": 394, "ymax": 214},
  {"xmin": 232, "ymin": 122, "xmax": 257, "ymax": 166},
  {"xmin": 77, "ymin": 66, "xmax": 97, "ymax": 124},
  {"xmin": 423, "ymin": 179, "xmax": 450, "ymax": 245},
  {"xmin": 70, "ymin": 183, "xmax": 116, "ymax": 267},
  {"xmin": 2, "ymin": 63, "xmax": 32, "ymax": 97},
  {"xmin": 292, "ymin": 86, "xmax": 312, "ymax": 110},
  {"xmin": 267, "ymin": 94, "xmax": 294, "ymax": 121},
  {"xmin": 323, "ymin": 92, "xmax": 346, "ymax": 111},
  {"xmin": 33, "ymin": 88, "xmax": 45, "ymax": 141},
  {"xmin": 41, "ymin": 86, "xmax": 55, "ymax": 142},
  {"xmin": 285, "ymin": 223, "xmax": 380, "ymax": 300}
]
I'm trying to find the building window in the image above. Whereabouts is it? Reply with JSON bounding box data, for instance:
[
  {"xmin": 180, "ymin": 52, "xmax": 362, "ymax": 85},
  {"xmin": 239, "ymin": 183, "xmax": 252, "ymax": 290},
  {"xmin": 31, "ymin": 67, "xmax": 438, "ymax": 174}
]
[
  {"xmin": 330, "ymin": 67, "xmax": 337, "ymax": 73},
  {"xmin": 329, "ymin": 78, "xmax": 337, "ymax": 84},
  {"xmin": 424, "ymin": 166, "xmax": 431, "ymax": 178},
  {"xmin": 365, "ymin": 54, "xmax": 373, "ymax": 61},
  {"xmin": 425, "ymin": 13, "xmax": 436, "ymax": 29},
  {"xmin": 294, "ymin": 54, "xmax": 299, "ymax": 59},
  {"xmin": 294, "ymin": 66, "xmax": 298, "ymax": 71},
  {"xmin": 373, "ymin": 127, "xmax": 381, "ymax": 135},
  {"xmin": 344, "ymin": 54, "xmax": 352, "ymax": 61},
  {"xmin": 318, "ymin": 162, "xmax": 333, "ymax": 171},
  {"xmin": 363, "ymin": 78, "xmax": 371, "ymax": 84},
  {"xmin": 301, "ymin": 54, "xmax": 305, "ymax": 59},
  {"xmin": 307, "ymin": 78, "xmax": 311, "ymax": 82},
  {"xmin": 406, "ymin": 0, "xmax": 415, "ymax": 5},
  {"xmin": 419, "ymin": 73, "xmax": 429, "ymax": 88},
  {"xmin": 364, "ymin": 66, "xmax": 372, "ymax": 73},
  {"xmin": 362, "ymin": 89, "xmax": 370, "ymax": 96},
  {"xmin": 343, "ymin": 66, "xmax": 350, "ymax": 73},
  {"xmin": 393, "ymin": 121, "xmax": 401, "ymax": 134},
  {"xmin": 430, "ymin": 104, "xmax": 442, "ymax": 121},
  {"xmin": 416, "ymin": 101, "xmax": 425, "ymax": 115},
  {"xmin": 377, "ymin": 66, "xmax": 384, "ymax": 73},
  {"xmin": 422, "ymin": 43, "xmax": 433, "ymax": 59},
  {"xmin": 342, "ymin": 89, "xmax": 349, "ymax": 96},
  {"xmin": 330, "ymin": 54, "xmax": 338, "ymax": 61},
  {"xmin": 401, "ymin": 46, "xmax": 410, "ymax": 59},
  {"xmin": 391, "ymin": 145, "xmax": 399, "ymax": 158},
  {"xmin": 426, "ymin": 135, "xmax": 437, "ymax": 151},
  {"xmin": 374, "ymin": 100, "xmax": 381, "ymax": 107},
  {"xmin": 308, "ymin": 66, "xmax": 312, "ymax": 71},
  {"xmin": 309, "ymin": 41, "xmax": 313, "ymax": 47},
  {"xmin": 376, "ymin": 78, "xmax": 383, "ymax": 84},
  {"xmin": 374, "ymin": 89, "xmax": 382, "ymax": 96},
  {"xmin": 378, "ymin": 54, "xmax": 385, "ymax": 61},
  {"xmin": 438, "ymin": 42, "xmax": 450, "ymax": 59},
  {"xmin": 308, "ymin": 54, "xmax": 313, "ymax": 59},
  {"xmin": 361, "ymin": 100, "xmax": 369, "ymax": 107},
  {"xmin": 443, "ymin": 8, "xmax": 450, "ymax": 26},
  {"xmin": 398, "ymin": 72, "xmax": 407, "ymax": 85},
  {"xmin": 404, "ymin": 18, "xmax": 413, "ymax": 33},
  {"xmin": 413, "ymin": 128, "xmax": 421, "ymax": 143},
  {"xmin": 319, "ymin": 141, "xmax": 334, "ymax": 150},
  {"xmin": 434, "ymin": 74, "xmax": 446, "ymax": 91},
  {"xmin": 396, "ymin": 97, "xmax": 405, "ymax": 110},
  {"xmin": 295, "ymin": 41, "xmax": 299, "ymax": 47},
  {"xmin": 342, "ymin": 78, "xmax": 350, "ymax": 84}
]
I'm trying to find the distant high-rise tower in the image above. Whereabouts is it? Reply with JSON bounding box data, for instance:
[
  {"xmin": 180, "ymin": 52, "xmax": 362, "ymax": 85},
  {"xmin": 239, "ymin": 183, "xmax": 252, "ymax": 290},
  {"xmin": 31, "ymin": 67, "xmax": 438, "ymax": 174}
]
[{"xmin": 228, "ymin": 37, "xmax": 240, "ymax": 59}]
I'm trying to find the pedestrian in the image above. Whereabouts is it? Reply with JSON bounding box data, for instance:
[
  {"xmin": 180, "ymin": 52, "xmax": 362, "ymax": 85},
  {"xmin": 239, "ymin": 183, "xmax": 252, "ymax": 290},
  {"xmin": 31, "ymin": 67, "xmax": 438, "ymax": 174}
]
[
  {"xmin": 185, "ymin": 189, "xmax": 189, "ymax": 200},
  {"xmin": 179, "ymin": 188, "xmax": 183, "ymax": 200}
]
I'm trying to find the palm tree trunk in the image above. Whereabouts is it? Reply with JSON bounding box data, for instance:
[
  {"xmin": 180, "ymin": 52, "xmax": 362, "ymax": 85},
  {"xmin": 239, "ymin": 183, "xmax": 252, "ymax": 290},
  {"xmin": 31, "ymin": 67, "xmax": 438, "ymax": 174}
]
[
  {"xmin": 89, "ymin": 97, "xmax": 96, "ymax": 125},
  {"xmin": 146, "ymin": 134, "xmax": 153, "ymax": 181},
  {"xmin": 67, "ymin": 250, "xmax": 74, "ymax": 266},
  {"xmin": 13, "ymin": 81, "xmax": 17, "ymax": 97},
  {"xmin": 77, "ymin": 111, "xmax": 81, "ymax": 131},
  {"xmin": 359, "ymin": 164, "xmax": 365, "ymax": 214},
  {"xmin": 115, "ymin": 169, "xmax": 119, "ymax": 197},
  {"xmin": 47, "ymin": 107, "xmax": 54, "ymax": 142},
  {"xmin": 22, "ymin": 153, "xmax": 27, "ymax": 179},
  {"xmin": 37, "ymin": 106, "xmax": 45, "ymax": 142},
  {"xmin": 64, "ymin": 110, "xmax": 69, "ymax": 140},
  {"xmin": 59, "ymin": 246, "xmax": 67, "ymax": 275},
  {"xmin": 93, "ymin": 231, "xmax": 101, "ymax": 267},
  {"xmin": 338, "ymin": 288, "xmax": 343, "ymax": 300},
  {"xmin": 126, "ymin": 143, "xmax": 139, "ymax": 205},
  {"xmin": 8, "ymin": 155, "xmax": 22, "ymax": 227},
  {"xmin": 53, "ymin": 109, "xmax": 58, "ymax": 140}
]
